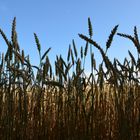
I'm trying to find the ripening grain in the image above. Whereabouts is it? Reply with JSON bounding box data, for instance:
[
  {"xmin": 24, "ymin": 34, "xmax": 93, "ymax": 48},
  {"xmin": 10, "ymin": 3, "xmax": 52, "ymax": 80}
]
[{"xmin": 0, "ymin": 18, "xmax": 139, "ymax": 140}]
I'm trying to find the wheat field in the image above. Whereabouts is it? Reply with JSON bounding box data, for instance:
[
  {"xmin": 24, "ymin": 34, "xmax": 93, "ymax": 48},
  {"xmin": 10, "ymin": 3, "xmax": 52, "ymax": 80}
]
[{"xmin": 0, "ymin": 17, "xmax": 139, "ymax": 140}]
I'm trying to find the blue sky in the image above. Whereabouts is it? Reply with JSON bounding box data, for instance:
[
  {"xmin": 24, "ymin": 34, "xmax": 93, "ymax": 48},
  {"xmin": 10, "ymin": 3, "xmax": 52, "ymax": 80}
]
[{"xmin": 0, "ymin": 0, "xmax": 140, "ymax": 73}]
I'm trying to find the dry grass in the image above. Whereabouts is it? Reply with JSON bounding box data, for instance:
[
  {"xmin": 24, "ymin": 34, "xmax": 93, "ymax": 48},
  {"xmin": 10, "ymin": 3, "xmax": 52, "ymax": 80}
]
[{"xmin": 0, "ymin": 17, "xmax": 139, "ymax": 140}]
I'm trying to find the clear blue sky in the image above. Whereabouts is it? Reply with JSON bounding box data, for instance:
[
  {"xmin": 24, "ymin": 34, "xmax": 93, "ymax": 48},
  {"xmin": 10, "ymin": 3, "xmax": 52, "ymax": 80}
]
[{"xmin": 0, "ymin": 0, "xmax": 140, "ymax": 73}]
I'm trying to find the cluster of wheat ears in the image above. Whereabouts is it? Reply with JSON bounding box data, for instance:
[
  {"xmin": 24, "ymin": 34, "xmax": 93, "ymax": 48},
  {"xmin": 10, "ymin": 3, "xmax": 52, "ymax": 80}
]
[{"xmin": 0, "ymin": 17, "xmax": 139, "ymax": 140}]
